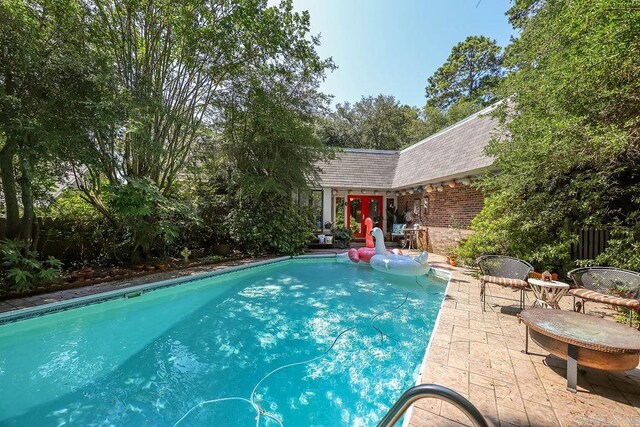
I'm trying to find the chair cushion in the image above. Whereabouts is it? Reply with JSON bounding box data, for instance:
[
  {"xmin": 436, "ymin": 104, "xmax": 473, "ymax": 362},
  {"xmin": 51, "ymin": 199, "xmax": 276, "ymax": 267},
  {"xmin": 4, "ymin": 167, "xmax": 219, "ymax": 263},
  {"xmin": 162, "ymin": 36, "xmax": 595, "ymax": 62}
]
[
  {"xmin": 391, "ymin": 224, "xmax": 405, "ymax": 235},
  {"xmin": 568, "ymin": 288, "xmax": 640, "ymax": 309},
  {"xmin": 481, "ymin": 275, "xmax": 528, "ymax": 288}
]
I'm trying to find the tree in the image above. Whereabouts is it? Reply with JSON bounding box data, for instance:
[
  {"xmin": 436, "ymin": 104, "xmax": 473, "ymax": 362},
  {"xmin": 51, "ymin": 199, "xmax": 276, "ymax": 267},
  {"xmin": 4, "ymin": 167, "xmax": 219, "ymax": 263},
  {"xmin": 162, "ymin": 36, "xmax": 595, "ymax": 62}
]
[
  {"xmin": 214, "ymin": 43, "xmax": 333, "ymax": 255},
  {"xmin": 425, "ymin": 35, "xmax": 503, "ymax": 110},
  {"xmin": 70, "ymin": 0, "xmax": 333, "ymax": 259},
  {"xmin": 0, "ymin": 0, "xmax": 100, "ymax": 246},
  {"xmin": 318, "ymin": 95, "xmax": 427, "ymax": 150},
  {"xmin": 458, "ymin": 0, "xmax": 640, "ymax": 270}
]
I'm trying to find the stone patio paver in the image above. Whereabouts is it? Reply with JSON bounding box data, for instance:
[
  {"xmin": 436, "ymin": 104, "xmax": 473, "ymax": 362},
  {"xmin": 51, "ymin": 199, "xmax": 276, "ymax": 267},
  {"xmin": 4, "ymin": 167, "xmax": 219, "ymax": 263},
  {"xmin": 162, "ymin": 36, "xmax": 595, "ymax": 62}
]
[{"xmin": 410, "ymin": 253, "xmax": 640, "ymax": 427}]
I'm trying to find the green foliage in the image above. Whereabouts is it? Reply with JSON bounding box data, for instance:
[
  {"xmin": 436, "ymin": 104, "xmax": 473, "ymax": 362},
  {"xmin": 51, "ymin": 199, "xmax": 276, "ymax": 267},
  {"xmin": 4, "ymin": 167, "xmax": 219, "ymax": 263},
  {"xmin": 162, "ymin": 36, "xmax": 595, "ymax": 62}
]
[
  {"xmin": 425, "ymin": 36, "xmax": 503, "ymax": 109},
  {"xmin": 593, "ymin": 227, "xmax": 640, "ymax": 272},
  {"xmin": 227, "ymin": 196, "xmax": 315, "ymax": 256},
  {"xmin": 0, "ymin": 0, "xmax": 104, "ymax": 244},
  {"xmin": 318, "ymin": 94, "xmax": 428, "ymax": 150},
  {"xmin": 43, "ymin": 189, "xmax": 114, "ymax": 264},
  {"xmin": 0, "ymin": 239, "xmax": 62, "ymax": 293},
  {"xmin": 319, "ymin": 95, "xmax": 486, "ymax": 151},
  {"xmin": 459, "ymin": 0, "xmax": 640, "ymax": 272},
  {"xmin": 110, "ymin": 178, "xmax": 202, "ymax": 262},
  {"xmin": 328, "ymin": 200, "xmax": 351, "ymax": 248}
]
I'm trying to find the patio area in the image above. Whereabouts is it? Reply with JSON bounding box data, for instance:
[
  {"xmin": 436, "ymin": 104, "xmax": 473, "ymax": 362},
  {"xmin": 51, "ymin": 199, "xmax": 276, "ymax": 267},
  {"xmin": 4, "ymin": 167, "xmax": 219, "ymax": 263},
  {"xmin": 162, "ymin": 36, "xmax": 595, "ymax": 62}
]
[{"xmin": 412, "ymin": 253, "xmax": 640, "ymax": 427}]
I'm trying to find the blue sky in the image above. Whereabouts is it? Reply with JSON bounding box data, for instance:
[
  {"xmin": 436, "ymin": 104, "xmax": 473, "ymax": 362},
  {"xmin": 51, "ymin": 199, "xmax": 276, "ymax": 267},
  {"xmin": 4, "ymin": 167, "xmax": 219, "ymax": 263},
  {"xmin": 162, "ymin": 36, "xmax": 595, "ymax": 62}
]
[{"xmin": 290, "ymin": 0, "xmax": 515, "ymax": 108}]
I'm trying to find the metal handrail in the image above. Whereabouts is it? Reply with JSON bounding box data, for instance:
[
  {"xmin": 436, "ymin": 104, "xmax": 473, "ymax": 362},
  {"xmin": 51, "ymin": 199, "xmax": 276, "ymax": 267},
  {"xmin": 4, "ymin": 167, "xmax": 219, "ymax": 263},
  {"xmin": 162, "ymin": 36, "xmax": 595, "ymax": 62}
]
[{"xmin": 377, "ymin": 384, "xmax": 488, "ymax": 427}]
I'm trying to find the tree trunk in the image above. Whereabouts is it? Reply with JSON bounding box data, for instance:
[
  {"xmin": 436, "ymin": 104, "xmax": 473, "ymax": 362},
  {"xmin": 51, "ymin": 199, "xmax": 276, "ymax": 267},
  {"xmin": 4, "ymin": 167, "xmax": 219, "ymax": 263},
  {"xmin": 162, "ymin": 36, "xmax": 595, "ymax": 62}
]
[
  {"xmin": 18, "ymin": 153, "xmax": 34, "ymax": 246},
  {"xmin": 0, "ymin": 139, "xmax": 20, "ymax": 239},
  {"xmin": 32, "ymin": 216, "xmax": 41, "ymax": 253}
]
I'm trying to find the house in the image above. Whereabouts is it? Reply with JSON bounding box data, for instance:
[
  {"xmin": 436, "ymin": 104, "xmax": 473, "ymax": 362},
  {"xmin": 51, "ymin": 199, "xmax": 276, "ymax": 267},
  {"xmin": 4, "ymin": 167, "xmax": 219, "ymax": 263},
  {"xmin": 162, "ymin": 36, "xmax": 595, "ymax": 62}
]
[{"xmin": 312, "ymin": 103, "xmax": 500, "ymax": 254}]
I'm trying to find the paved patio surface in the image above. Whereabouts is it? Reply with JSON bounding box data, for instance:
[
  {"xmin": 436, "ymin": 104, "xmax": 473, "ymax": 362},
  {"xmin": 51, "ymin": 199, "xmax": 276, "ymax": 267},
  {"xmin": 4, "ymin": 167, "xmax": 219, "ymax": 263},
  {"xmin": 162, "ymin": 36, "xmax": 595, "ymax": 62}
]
[{"xmin": 411, "ymin": 254, "xmax": 640, "ymax": 427}]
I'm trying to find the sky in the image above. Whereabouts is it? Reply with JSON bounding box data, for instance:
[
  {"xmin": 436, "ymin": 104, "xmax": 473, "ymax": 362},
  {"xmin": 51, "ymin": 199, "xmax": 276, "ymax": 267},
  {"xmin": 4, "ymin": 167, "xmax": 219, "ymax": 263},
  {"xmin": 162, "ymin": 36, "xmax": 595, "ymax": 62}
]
[{"xmin": 289, "ymin": 0, "xmax": 515, "ymax": 108}]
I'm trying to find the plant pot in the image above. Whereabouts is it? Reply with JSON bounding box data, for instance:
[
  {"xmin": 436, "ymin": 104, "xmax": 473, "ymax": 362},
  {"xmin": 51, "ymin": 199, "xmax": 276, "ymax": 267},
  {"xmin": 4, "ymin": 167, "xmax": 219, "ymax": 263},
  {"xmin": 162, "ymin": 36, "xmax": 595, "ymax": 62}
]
[
  {"xmin": 135, "ymin": 264, "xmax": 144, "ymax": 272},
  {"xmin": 447, "ymin": 255, "xmax": 458, "ymax": 267},
  {"xmin": 156, "ymin": 263, "xmax": 168, "ymax": 271}
]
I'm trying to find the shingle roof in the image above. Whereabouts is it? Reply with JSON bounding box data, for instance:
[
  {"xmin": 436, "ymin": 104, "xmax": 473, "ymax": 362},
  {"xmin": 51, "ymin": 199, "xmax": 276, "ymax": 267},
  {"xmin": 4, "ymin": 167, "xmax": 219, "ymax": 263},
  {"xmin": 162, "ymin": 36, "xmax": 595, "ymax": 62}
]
[
  {"xmin": 316, "ymin": 103, "xmax": 499, "ymax": 190},
  {"xmin": 315, "ymin": 149, "xmax": 398, "ymax": 189},
  {"xmin": 393, "ymin": 104, "xmax": 498, "ymax": 188}
]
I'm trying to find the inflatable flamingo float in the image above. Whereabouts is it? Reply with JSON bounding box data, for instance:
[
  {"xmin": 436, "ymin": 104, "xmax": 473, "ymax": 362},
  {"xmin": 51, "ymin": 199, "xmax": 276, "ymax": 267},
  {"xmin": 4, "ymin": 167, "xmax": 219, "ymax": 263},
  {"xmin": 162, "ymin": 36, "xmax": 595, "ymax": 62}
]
[{"xmin": 347, "ymin": 218, "xmax": 401, "ymax": 264}]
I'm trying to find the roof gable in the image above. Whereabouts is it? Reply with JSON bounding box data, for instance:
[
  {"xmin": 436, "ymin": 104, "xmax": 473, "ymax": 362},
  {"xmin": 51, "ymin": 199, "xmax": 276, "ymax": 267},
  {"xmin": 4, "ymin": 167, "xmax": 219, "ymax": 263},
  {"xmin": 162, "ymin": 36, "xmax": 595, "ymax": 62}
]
[{"xmin": 316, "ymin": 103, "xmax": 499, "ymax": 190}]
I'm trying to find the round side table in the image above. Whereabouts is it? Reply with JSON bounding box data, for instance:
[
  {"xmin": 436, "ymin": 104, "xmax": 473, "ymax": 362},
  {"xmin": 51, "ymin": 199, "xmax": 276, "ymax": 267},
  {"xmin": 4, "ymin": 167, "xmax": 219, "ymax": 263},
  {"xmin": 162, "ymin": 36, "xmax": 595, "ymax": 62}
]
[{"xmin": 528, "ymin": 278, "xmax": 570, "ymax": 309}]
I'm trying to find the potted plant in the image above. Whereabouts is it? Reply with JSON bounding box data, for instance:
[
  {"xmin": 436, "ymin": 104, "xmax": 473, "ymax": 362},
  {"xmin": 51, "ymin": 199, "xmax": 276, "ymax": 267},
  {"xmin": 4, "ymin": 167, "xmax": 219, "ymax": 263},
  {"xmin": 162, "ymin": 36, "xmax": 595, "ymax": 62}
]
[{"xmin": 446, "ymin": 246, "xmax": 459, "ymax": 266}]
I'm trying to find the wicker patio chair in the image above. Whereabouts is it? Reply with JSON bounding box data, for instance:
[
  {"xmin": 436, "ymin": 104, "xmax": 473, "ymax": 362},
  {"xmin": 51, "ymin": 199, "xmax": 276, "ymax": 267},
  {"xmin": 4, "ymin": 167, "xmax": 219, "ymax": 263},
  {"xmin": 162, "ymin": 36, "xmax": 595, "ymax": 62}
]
[
  {"xmin": 476, "ymin": 255, "xmax": 534, "ymax": 312},
  {"xmin": 567, "ymin": 267, "xmax": 640, "ymax": 328}
]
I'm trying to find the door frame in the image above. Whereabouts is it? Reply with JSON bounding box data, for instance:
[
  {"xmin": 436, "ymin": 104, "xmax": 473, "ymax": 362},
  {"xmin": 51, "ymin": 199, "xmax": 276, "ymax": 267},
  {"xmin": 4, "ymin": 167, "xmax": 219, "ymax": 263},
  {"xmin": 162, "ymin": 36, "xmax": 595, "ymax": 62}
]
[{"xmin": 346, "ymin": 195, "xmax": 384, "ymax": 238}]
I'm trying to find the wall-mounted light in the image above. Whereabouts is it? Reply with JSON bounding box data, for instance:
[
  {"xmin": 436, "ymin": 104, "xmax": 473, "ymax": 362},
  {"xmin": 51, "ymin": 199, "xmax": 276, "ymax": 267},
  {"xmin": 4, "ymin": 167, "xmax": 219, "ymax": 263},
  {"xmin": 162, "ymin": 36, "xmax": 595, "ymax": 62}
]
[
  {"xmin": 425, "ymin": 185, "xmax": 434, "ymax": 193},
  {"xmin": 394, "ymin": 191, "xmax": 399, "ymax": 196},
  {"xmin": 436, "ymin": 185, "xmax": 444, "ymax": 192},
  {"xmin": 457, "ymin": 178, "xmax": 471, "ymax": 186},
  {"xmin": 361, "ymin": 189, "xmax": 366, "ymax": 194},
  {"xmin": 332, "ymin": 189, "xmax": 338, "ymax": 196},
  {"xmin": 416, "ymin": 185, "xmax": 424, "ymax": 193},
  {"xmin": 373, "ymin": 190, "xmax": 379, "ymax": 195},
  {"xmin": 386, "ymin": 191, "xmax": 391, "ymax": 196},
  {"xmin": 448, "ymin": 180, "xmax": 457, "ymax": 188},
  {"xmin": 401, "ymin": 190, "xmax": 407, "ymax": 196},
  {"xmin": 347, "ymin": 189, "xmax": 353, "ymax": 195},
  {"xmin": 408, "ymin": 188, "xmax": 414, "ymax": 194}
]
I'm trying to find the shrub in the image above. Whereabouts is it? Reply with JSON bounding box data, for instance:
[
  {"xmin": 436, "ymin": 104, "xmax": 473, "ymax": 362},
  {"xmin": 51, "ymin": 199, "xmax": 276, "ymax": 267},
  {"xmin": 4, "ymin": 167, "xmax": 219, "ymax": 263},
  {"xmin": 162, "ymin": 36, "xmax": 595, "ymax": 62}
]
[
  {"xmin": 227, "ymin": 194, "xmax": 314, "ymax": 256},
  {"xmin": 110, "ymin": 178, "xmax": 202, "ymax": 262},
  {"xmin": 0, "ymin": 239, "xmax": 62, "ymax": 293},
  {"xmin": 592, "ymin": 227, "xmax": 640, "ymax": 272},
  {"xmin": 44, "ymin": 189, "xmax": 113, "ymax": 265}
]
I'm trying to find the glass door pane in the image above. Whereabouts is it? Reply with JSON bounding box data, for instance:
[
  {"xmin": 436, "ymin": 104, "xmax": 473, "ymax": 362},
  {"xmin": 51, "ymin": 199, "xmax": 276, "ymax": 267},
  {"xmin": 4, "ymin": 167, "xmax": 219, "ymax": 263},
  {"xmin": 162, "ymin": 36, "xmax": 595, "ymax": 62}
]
[
  {"xmin": 368, "ymin": 197, "xmax": 383, "ymax": 229},
  {"xmin": 348, "ymin": 197, "xmax": 363, "ymax": 237}
]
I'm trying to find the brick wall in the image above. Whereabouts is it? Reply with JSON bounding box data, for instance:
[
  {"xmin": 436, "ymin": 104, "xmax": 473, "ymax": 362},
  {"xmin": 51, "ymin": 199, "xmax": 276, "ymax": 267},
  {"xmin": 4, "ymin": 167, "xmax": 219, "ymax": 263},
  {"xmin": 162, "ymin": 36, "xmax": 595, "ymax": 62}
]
[{"xmin": 396, "ymin": 185, "xmax": 484, "ymax": 254}]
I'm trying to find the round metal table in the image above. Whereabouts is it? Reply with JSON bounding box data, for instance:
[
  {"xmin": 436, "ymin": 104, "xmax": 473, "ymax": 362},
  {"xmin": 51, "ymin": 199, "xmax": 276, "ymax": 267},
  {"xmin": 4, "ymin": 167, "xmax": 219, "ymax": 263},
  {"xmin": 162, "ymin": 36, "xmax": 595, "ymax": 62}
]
[
  {"xmin": 528, "ymin": 278, "xmax": 570, "ymax": 309},
  {"xmin": 519, "ymin": 308, "xmax": 640, "ymax": 392}
]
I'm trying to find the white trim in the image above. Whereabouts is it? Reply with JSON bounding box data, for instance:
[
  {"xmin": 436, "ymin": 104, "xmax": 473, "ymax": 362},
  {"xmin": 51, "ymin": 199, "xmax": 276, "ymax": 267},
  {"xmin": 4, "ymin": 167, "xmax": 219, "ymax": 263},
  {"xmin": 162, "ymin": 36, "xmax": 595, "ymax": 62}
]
[{"xmin": 322, "ymin": 188, "xmax": 332, "ymax": 230}]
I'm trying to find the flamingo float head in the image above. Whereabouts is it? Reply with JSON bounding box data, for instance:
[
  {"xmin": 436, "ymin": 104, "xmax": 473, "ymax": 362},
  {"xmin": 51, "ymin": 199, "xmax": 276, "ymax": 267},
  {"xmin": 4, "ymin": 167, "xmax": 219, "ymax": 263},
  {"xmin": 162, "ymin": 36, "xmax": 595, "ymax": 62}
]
[
  {"xmin": 370, "ymin": 227, "xmax": 387, "ymax": 255},
  {"xmin": 364, "ymin": 217, "xmax": 374, "ymax": 248}
]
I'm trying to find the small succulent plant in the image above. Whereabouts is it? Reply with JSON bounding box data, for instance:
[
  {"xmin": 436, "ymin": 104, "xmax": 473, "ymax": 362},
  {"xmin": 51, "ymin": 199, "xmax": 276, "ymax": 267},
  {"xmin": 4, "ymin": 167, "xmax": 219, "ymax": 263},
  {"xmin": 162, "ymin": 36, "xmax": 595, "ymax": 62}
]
[{"xmin": 180, "ymin": 247, "xmax": 192, "ymax": 263}]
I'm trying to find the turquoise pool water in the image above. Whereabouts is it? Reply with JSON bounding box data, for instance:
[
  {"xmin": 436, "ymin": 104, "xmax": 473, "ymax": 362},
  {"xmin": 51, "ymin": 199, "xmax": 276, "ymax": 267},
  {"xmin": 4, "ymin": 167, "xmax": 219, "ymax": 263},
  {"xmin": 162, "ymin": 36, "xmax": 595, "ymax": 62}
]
[{"xmin": 0, "ymin": 258, "xmax": 446, "ymax": 426}]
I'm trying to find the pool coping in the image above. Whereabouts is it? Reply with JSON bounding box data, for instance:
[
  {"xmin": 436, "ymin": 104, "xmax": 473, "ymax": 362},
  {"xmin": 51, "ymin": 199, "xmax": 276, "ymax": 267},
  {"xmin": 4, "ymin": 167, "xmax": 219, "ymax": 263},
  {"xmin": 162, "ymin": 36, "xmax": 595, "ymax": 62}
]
[
  {"xmin": 0, "ymin": 256, "xmax": 292, "ymax": 325},
  {"xmin": 401, "ymin": 266, "xmax": 453, "ymax": 427}
]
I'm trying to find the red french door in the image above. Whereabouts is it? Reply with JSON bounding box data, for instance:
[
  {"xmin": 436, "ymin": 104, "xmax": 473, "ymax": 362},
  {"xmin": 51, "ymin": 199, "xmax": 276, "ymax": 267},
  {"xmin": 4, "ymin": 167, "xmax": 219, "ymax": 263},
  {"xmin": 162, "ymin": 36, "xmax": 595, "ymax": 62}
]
[{"xmin": 347, "ymin": 195, "xmax": 383, "ymax": 238}]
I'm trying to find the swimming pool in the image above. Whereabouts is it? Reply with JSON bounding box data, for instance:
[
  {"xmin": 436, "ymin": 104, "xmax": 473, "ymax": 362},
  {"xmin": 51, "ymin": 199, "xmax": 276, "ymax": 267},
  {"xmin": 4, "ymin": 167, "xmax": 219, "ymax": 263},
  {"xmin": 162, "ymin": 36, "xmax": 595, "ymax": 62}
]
[{"xmin": 0, "ymin": 257, "xmax": 447, "ymax": 426}]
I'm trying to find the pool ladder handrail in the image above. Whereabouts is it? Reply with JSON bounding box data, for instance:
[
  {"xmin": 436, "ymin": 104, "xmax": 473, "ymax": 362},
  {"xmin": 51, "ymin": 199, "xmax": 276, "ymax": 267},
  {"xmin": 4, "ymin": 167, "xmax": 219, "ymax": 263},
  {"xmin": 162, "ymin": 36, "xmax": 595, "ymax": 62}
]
[{"xmin": 377, "ymin": 384, "xmax": 488, "ymax": 427}]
